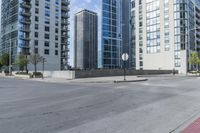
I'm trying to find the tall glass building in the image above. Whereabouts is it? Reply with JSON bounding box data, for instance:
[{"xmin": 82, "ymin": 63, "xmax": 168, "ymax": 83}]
[
  {"xmin": 1, "ymin": 0, "xmax": 31, "ymax": 62},
  {"xmin": 0, "ymin": 0, "xmax": 70, "ymax": 71},
  {"xmin": 102, "ymin": 0, "xmax": 123, "ymax": 68},
  {"xmin": 131, "ymin": 0, "xmax": 200, "ymax": 73},
  {"xmin": 74, "ymin": 10, "xmax": 98, "ymax": 69}
]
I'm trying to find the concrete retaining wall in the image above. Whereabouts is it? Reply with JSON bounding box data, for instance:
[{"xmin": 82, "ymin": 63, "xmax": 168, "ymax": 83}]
[
  {"xmin": 43, "ymin": 71, "xmax": 75, "ymax": 79},
  {"xmin": 12, "ymin": 69, "xmax": 176, "ymax": 79},
  {"xmin": 74, "ymin": 69, "xmax": 175, "ymax": 79}
]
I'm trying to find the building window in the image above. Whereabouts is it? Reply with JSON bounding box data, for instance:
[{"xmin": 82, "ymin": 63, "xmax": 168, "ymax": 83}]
[
  {"xmin": 35, "ymin": 8, "xmax": 39, "ymax": 14},
  {"xmin": 45, "ymin": 3, "xmax": 50, "ymax": 9},
  {"xmin": 35, "ymin": 16, "xmax": 39, "ymax": 22},
  {"xmin": 34, "ymin": 40, "xmax": 38, "ymax": 46},
  {"xmin": 45, "ymin": 10, "xmax": 50, "ymax": 17},
  {"xmin": 45, "ymin": 18, "xmax": 50, "ymax": 24},
  {"xmin": 35, "ymin": 0, "xmax": 39, "ymax": 6},
  {"xmin": 55, "ymin": 43, "xmax": 58, "ymax": 48},
  {"xmin": 44, "ymin": 41, "xmax": 49, "ymax": 47},
  {"xmin": 35, "ymin": 24, "xmax": 39, "ymax": 30},
  {"xmin": 45, "ymin": 34, "xmax": 49, "ymax": 39},
  {"xmin": 55, "ymin": 28, "xmax": 58, "ymax": 33},
  {"xmin": 44, "ymin": 49, "xmax": 49, "ymax": 55},
  {"xmin": 55, "ymin": 35, "xmax": 58, "ymax": 41},
  {"xmin": 35, "ymin": 32, "xmax": 38, "ymax": 38},
  {"xmin": 34, "ymin": 48, "xmax": 38, "ymax": 54},
  {"xmin": 55, "ymin": 50, "xmax": 58, "ymax": 55},
  {"xmin": 45, "ymin": 26, "xmax": 50, "ymax": 32},
  {"xmin": 146, "ymin": 0, "xmax": 161, "ymax": 54},
  {"xmin": 55, "ymin": 20, "xmax": 59, "ymax": 26}
]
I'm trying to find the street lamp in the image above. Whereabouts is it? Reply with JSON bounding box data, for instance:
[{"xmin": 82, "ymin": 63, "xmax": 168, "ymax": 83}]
[
  {"xmin": 186, "ymin": 27, "xmax": 200, "ymax": 74},
  {"xmin": 42, "ymin": 57, "xmax": 47, "ymax": 79},
  {"xmin": 9, "ymin": 39, "xmax": 12, "ymax": 76}
]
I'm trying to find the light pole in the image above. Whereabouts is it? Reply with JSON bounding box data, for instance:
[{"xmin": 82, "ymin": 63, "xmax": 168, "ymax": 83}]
[
  {"xmin": 9, "ymin": 39, "xmax": 11, "ymax": 76},
  {"xmin": 42, "ymin": 57, "xmax": 46, "ymax": 79},
  {"xmin": 186, "ymin": 27, "xmax": 200, "ymax": 74}
]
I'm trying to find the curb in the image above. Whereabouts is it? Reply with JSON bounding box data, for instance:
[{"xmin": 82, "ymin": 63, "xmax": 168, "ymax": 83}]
[{"xmin": 114, "ymin": 79, "xmax": 148, "ymax": 83}]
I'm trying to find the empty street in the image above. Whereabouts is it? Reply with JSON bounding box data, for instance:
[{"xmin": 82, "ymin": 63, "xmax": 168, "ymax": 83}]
[{"xmin": 0, "ymin": 76, "xmax": 200, "ymax": 133}]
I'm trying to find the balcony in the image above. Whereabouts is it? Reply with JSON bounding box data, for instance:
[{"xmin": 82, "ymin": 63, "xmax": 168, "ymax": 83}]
[
  {"xmin": 62, "ymin": 0, "xmax": 70, "ymax": 6},
  {"xmin": 61, "ymin": 28, "xmax": 68, "ymax": 32},
  {"xmin": 61, "ymin": 20, "xmax": 69, "ymax": 25},
  {"xmin": 19, "ymin": 43, "xmax": 30, "ymax": 49},
  {"xmin": 61, "ymin": 6, "xmax": 69, "ymax": 12},
  {"xmin": 22, "ymin": 0, "xmax": 31, "ymax": 2},
  {"xmin": 19, "ymin": 27, "xmax": 31, "ymax": 32},
  {"xmin": 19, "ymin": 19, "xmax": 31, "ymax": 24},
  {"xmin": 61, "ymin": 14, "xmax": 69, "ymax": 19},
  {"xmin": 19, "ymin": 35, "xmax": 30, "ymax": 41},
  {"xmin": 20, "ymin": 11, "xmax": 31, "ymax": 17},
  {"xmin": 20, "ymin": 2, "xmax": 31, "ymax": 9}
]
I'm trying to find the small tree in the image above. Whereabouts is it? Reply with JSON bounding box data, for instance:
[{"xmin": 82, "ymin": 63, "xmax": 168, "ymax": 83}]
[
  {"xmin": 15, "ymin": 54, "xmax": 29, "ymax": 72},
  {"xmin": 29, "ymin": 53, "xmax": 43, "ymax": 73},
  {"xmin": 0, "ymin": 53, "xmax": 9, "ymax": 67},
  {"xmin": 189, "ymin": 52, "xmax": 200, "ymax": 71},
  {"xmin": 0, "ymin": 55, "xmax": 2, "ymax": 71}
]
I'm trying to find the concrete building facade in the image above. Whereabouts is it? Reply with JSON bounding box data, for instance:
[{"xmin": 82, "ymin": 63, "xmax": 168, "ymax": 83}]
[
  {"xmin": 74, "ymin": 10, "xmax": 98, "ymax": 69},
  {"xmin": 131, "ymin": 0, "xmax": 200, "ymax": 73},
  {"xmin": 0, "ymin": 0, "xmax": 70, "ymax": 71}
]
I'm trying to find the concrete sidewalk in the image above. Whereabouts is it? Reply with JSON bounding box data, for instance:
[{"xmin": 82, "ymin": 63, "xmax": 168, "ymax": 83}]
[{"xmin": 29, "ymin": 76, "xmax": 148, "ymax": 84}]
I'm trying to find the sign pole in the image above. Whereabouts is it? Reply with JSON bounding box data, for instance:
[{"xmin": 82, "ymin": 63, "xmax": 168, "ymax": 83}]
[
  {"xmin": 122, "ymin": 53, "xmax": 129, "ymax": 81},
  {"xmin": 124, "ymin": 61, "xmax": 126, "ymax": 81}
]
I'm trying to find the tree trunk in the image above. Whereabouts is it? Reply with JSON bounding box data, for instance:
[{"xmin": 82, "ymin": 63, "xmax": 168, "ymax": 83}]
[{"xmin": 34, "ymin": 63, "xmax": 37, "ymax": 73}]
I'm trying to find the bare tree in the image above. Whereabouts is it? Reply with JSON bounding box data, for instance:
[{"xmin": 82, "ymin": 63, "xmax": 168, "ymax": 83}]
[{"xmin": 29, "ymin": 53, "xmax": 43, "ymax": 73}]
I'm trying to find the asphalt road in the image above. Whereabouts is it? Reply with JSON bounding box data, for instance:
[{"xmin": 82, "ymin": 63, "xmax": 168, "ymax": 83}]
[{"xmin": 0, "ymin": 76, "xmax": 200, "ymax": 133}]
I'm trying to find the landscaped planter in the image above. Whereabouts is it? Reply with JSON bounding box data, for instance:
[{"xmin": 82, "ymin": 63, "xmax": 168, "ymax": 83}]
[{"xmin": 14, "ymin": 74, "xmax": 31, "ymax": 79}]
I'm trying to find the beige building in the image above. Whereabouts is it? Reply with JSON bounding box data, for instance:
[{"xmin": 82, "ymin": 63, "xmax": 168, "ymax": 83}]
[{"xmin": 131, "ymin": 0, "xmax": 200, "ymax": 73}]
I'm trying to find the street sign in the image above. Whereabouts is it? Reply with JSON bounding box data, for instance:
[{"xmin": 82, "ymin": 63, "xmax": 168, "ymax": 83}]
[
  {"xmin": 122, "ymin": 53, "xmax": 129, "ymax": 61},
  {"xmin": 122, "ymin": 53, "xmax": 129, "ymax": 81}
]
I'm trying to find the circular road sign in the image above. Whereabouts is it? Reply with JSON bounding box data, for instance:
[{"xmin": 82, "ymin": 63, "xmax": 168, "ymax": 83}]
[{"xmin": 122, "ymin": 53, "xmax": 129, "ymax": 61}]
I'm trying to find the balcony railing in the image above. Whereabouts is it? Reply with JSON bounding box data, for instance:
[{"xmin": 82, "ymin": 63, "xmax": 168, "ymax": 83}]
[
  {"xmin": 20, "ymin": 2, "xmax": 31, "ymax": 9},
  {"xmin": 20, "ymin": 11, "xmax": 31, "ymax": 17},
  {"xmin": 19, "ymin": 19, "xmax": 31, "ymax": 24},
  {"xmin": 62, "ymin": 0, "xmax": 70, "ymax": 6}
]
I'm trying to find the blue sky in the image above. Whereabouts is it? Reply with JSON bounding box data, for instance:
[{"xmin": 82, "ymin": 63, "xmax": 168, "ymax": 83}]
[{"xmin": 69, "ymin": 0, "xmax": 101, "ymax": 66}]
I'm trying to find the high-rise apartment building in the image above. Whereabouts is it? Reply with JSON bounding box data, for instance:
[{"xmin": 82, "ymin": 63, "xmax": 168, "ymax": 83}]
[
  {"xmin": 131, "ymin": 0, "xmax": 200, "ymax": 73},
  {"xmin": 122, "ymin": 0, "xmax": 133, "ymax": 69},
  {"xmin": 101, "ymin": 0, "xmax": 132, "ymax": 69},
  {"xmin": 0, "ymin": 0, "xmax": 70, "ymax": 71},
  {"xmin": 74, "ymin": 10, "xmax": 98, "ymax": 69}
]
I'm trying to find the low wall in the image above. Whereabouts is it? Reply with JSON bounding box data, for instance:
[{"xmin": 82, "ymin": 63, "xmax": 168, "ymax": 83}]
[
  {"xmin": 74, "ymin": 69, "xmax": 175, "ymax": 79},
  {"xmin": 12, "ymin": 69, "xmax": 176, "ymax": 79},
  {"xmin": 43, "ymin": 71, "xmax": 75, "ymax": 79}
]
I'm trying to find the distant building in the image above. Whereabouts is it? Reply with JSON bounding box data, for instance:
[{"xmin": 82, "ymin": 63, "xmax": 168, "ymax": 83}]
[
  {"xmin": 131, "ymin": 0, "xmax": 200, "ymax": 73},
  {"xmin": 101, "ymin": 0, "xmax": 131, "ymax": 69},
  {"xmin": 74, "ymin": 10, "xmax": 98, "ymax": 69},
  {"xmin": 122, "ymin": 0, "xmax": 133, "ymax": 69},
  {"xmin": 0, "ymin": 0, "xmax": 70, "ymax": 71}
]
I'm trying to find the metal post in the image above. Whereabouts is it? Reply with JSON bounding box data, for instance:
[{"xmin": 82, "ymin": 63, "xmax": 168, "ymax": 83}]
[
  {"xmin": 42, "ymin": 58, "xmax": 44, "ymax": 79},
  {"xmin": 124, "ymin": 61, "xmax": 126, "ymax": 81},
  {"xmin": 9, "ymin": 39, "xmax": 12, "ymax": 76}
]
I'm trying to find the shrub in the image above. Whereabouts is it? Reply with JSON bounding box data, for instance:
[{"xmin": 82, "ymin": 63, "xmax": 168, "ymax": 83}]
[
  {"xmin": 32, "ymin": 72, "xmax": 43, "ymax": 78},
  {"xmin": 16, "ymin": 72, "xmax": 30, "ymax": 75},
  {"xmin": 4, "ymin": 70, "xmax": 9, "ymax": 74}
]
